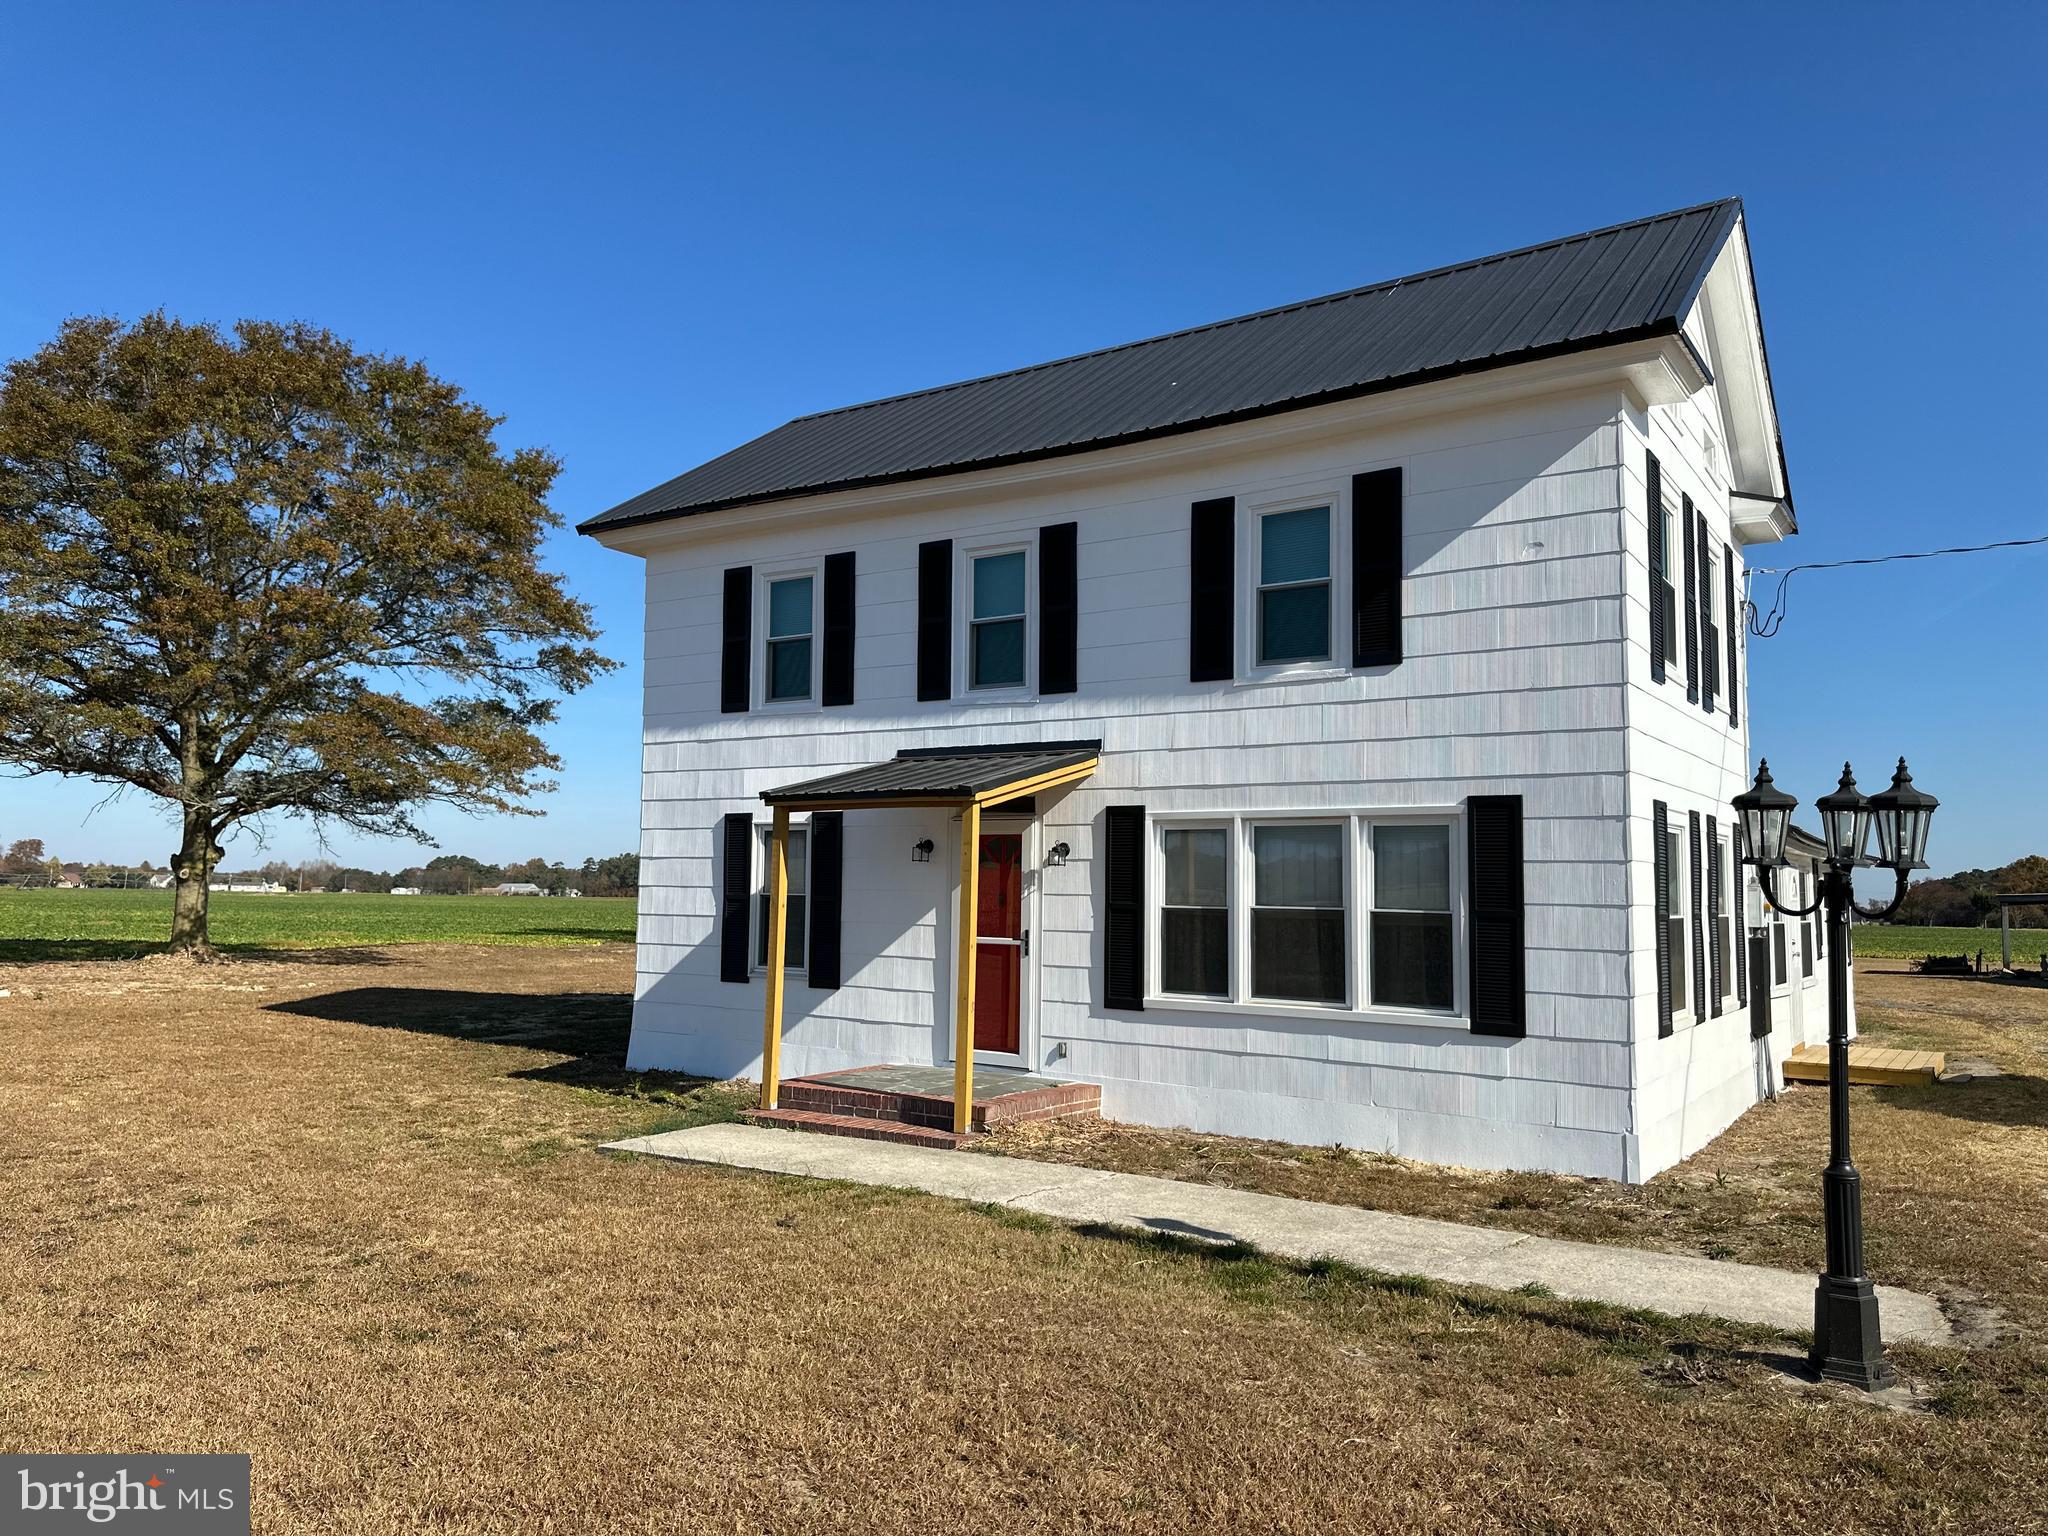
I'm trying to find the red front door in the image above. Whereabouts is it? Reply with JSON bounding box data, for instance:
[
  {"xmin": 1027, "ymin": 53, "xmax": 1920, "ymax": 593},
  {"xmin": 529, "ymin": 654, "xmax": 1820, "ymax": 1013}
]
[{"xmin": 973, "ymin": 832, "xmax": 1024, "ymax": 1055}]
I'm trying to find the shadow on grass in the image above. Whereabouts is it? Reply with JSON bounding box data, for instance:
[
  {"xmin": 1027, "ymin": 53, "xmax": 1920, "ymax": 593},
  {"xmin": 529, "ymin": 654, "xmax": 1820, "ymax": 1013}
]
[
  {"xmin": 0, "ymin": 939, "xmax": 415, "ymax": 965},
  {"xmin": 0, "ymin": 939, "xmax": 175, "ymax": 963},
  {"xmin": 261, "ymin": 986, "xmax": 741, "ymax": 1131},
  {"xmin": 1873, "ymin": 1074, "xmax": 2048, "ymax": 1128},
  {"xmin": 268, "ymin": 984, "xmax": 631, "ymax": 1063}
]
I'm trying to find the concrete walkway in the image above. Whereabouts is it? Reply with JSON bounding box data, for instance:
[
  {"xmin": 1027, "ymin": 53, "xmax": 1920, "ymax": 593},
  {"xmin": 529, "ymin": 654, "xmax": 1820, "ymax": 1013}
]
[{"xmin": 604, "ymin": 1123, "xmax": 1955, "ymax": 1348}]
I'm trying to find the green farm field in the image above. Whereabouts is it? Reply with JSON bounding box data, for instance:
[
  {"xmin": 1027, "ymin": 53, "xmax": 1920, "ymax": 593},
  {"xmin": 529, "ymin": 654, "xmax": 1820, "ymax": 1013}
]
[
  {"xmin": 0, "ymin": 886, "xmax": 635, "ymax": 962},
  {"xmin": 1852, "ymin": 923, "xmax": 2048, "ymax": 963}
]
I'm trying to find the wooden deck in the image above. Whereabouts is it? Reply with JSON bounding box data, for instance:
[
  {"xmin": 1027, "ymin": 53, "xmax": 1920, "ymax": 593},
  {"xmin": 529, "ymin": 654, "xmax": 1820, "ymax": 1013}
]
[{"xmin": 1783, "ymin": 1043, "xmax": 1946, "ymax": 1087}]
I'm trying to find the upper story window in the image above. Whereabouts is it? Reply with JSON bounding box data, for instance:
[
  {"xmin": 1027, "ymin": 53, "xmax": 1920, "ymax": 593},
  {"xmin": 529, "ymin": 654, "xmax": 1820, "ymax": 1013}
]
[
  {"xmin": 1702, "ymin": 545, "xmax": 1721, "ymax": 698},
  {"xmin": 1655, "ymin": 496, "xmax": 1679, "ymax": 673},
  {"xmin": 764, "ymin": 573, "xmax": 815, "ymax": 703},
  {"xmin": 1256, "ymin": 505, "xmax": 1333, "ymax": 666},
  {"xmin": 969, "ymin": 548, "xmax": 1028, "ymax": 691}
]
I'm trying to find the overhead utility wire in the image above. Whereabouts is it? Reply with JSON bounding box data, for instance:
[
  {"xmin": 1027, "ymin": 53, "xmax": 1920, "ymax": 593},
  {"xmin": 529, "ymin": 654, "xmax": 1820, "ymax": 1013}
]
[{"xmin": 1745, "ymin": 531, "xmax": 2048, "ymax": 639}]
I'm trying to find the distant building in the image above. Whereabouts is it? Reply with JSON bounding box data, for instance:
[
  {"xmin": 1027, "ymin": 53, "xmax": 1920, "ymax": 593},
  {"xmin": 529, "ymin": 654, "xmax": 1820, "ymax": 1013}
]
[
  {"xmin": 485, "ymin": 882, "xmax": 545, "ymax": 897},
  {"xmin": 390, "ymin": 886, "xmax": 422, "ymax": 896},
  {"xmin": 147, "ymin": 873, "xmax": 174, "ymax": 889},
  {"xmin": 209, "ymin": 880, "xmax": 286, "ymax": 894}
]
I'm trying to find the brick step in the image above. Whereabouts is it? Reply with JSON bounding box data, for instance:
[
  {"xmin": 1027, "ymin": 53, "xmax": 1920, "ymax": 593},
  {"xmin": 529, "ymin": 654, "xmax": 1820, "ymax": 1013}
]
[
  {"xmin": 779, "ymin": 1081, "xmax": 954, "ymax": 1130},
  {"xmin": 743, "ymin": 1107, "xmax": 969, "ymax": 1150},
  {"xmin": 979, "ymin": 1081, "xmax": 1101, "ymax": 1129},
  {"xmin": 780, "ymin": 1076, "xmax": 1100, "ymax": 1131}
]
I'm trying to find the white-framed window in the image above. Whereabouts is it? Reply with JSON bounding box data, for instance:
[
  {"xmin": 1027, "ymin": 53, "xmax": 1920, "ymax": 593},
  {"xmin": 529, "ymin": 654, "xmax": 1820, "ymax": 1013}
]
[
  {"xmin": 754, "ymin": 824, "xmax": 807, "ymax": 970},
  {"xmin": 1159, "ymin": 825, "xmax": 1229, "ymax": 998},
  {"xmin": 959, "ymin": 539, "xmax": 1032, "ymax": 694},
  {"xmin": 1369, "ymin": 823, "xmax": 1455, "ymax": 1011},
  {"xmin": 759, "ymin": 567, "xmax": 819, "ymax": 706},
  {"xmin": 1253, "ymin": 502, "xmax": 1335, "ymax": 668},
  {"xmin": 1770, "ymin": 870, "xmax": 1791, "ymax": 992},
  {"xmin": 1799, "ymin": 865, "xmax": 1818, "ymax": 985},
  {"xmin": 1664, "ymin": 820, "xmax": 1690, "ymax": 1022},
  {"xmin": 1655, "ymin": 490, "xmax": 1679, "ymax": 681},
  {"xmin": 1149, "ymin": 811, "xmax": 1463, "ymax": 1024},
  {"xmin": 1715, "ymin": 832, "xmax": 1735, "ymax": 1005},
  {"xmin": 1236, "ymin": 488, "xmax": 1346, "ymax": 679},
  {"xmin": 1250, "ymin": 821, "xmax": 1348, "ymax": 1003}
]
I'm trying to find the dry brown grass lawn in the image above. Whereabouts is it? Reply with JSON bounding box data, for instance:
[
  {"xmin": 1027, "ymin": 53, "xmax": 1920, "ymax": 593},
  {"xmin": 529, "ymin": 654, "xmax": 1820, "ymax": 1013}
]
[{"xmin": 2, "ymin": 947, "xmax": 2043, "ymax": 1534}]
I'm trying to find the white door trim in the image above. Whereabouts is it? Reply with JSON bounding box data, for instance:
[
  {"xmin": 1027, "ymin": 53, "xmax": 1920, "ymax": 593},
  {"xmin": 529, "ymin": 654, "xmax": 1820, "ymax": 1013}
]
[{"xmin": 939, "ymin": 810, "xmax": 1038, "ymax": 1069}]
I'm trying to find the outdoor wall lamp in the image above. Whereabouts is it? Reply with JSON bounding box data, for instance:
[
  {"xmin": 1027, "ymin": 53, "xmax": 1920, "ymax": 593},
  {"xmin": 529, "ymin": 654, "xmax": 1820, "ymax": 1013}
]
[
  {"xmin": 911, "ymin": 838, "xmax": 935, "ymax": 864},
  {"xmin": 1732, "ymin": 756, "xmax": 1939, "ymax": 1391},
  {"xmin": 1045, "ymin": 841, "xmax": 1070, "ymax": 868}
]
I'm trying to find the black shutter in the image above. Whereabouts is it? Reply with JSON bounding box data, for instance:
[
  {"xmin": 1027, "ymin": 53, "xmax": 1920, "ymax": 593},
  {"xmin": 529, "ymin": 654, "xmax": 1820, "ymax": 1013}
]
[
  {"xmin": 1654, "ymin": 801, "xmax": 1673, "ymax": 1037},
  {"xmin": 1039, "ymin": 521, "xmax": 1078, "ymax": 695},
  {"xmin": 720, "ymin": 567, "xmax": 752, "ymax": 715},
  {"xmin": 1689, "ymin": 811, "xmax": 1706, "ymax": 1020},
  {"xmin": 1735, "ymin": 861, "xmax": 1749, "ymax": 1006},
  {"xmin": 1682, "ymin": 496, "xmax": 1700, "ymax": 704},
  {"xmin": 1647, "ymin": 454, "xmax": 1666, "ymax": 684},
  {"xmin": 1724, "ymin": 542, "xmax": 1740, "ymax": 727},
  {"xmin": 1103, "ymin": 805, "xmax": 1146, "ymax": 1011},
  {"xmin": 1351, "ymin": 467, "xmax": 1403, "ymax": 668},
  {"xmin": 1698, "ymin": 515, "xmax": 1717, "ymax": 711},
  {"xmin": 1749, "ymin": 933, "xmax": 1771, "ymax": 1038},
  {"xmin": 916, "ymin": 540, "xmax": 951, "ymax": 702},
  {"xmin": 1466, "ymin": 794, "xmax": 1526, "ymax": 1038},
  {"xmin": 720, "ymin": 813, "xmax": 752, "ymax": 984},
  {"xmin": 822, "ymin": 552, "xmax": 855, "ymax": 707},
  {"xmin": 1188, "ymin": 496, "xmax": 1235, "ymax": 682},
  {"xmin": 1707, "ymin": 814, "xmax": 1723, "ymax": 1016},
  {"xmin": 807, "ymin": 812, "xmax": 843, "ymax": 989}
]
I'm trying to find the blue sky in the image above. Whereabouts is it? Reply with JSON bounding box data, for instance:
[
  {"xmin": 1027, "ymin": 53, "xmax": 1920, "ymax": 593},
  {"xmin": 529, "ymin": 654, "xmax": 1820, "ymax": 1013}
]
[{"xmin": 2, "ymin": 2, "xmax": 2042, "ymax": 878}]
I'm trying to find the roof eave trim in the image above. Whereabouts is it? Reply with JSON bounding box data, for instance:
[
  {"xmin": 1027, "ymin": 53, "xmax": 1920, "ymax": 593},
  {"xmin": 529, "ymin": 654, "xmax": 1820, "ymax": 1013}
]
[{"xmin": 577, "ymin": 320, "xmax": 1690, "ymax": 538}]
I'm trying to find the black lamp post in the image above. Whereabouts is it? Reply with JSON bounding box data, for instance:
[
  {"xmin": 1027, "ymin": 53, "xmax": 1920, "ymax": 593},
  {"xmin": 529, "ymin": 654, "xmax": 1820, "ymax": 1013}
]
[{"xmin": 1732, "ymin": 757, "xmax": 1937, "ymax": 1390}]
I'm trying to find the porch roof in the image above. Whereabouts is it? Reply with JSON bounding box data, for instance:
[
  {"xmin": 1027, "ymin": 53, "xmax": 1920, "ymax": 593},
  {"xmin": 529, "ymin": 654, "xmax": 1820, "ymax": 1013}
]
[{"xmin": 760, "ymin": 739, "xmax": 1101, "ymax": 810}]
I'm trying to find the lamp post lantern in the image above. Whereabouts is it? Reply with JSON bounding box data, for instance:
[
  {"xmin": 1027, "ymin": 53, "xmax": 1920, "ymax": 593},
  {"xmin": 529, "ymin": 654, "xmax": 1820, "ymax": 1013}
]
[{"xmin": 1732, "ymin": 756, "xmax": 1938, "ymax": 1390}]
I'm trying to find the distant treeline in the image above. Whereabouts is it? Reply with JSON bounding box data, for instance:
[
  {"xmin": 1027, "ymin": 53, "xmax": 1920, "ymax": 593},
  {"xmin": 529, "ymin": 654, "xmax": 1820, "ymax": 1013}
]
[
  {"xmin": 1893, "ymin": 854, "xmax": 2048, "ymax": 929},
  {"xmin": 0, "ymin": 839, "xmax": 639, "ymax": 897}
]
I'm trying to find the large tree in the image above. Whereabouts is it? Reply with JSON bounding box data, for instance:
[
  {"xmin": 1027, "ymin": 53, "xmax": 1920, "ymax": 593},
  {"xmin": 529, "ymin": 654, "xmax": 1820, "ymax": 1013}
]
[{"xmin": 0, "ymin": 315, "xmax": 612, "ymax": 954}]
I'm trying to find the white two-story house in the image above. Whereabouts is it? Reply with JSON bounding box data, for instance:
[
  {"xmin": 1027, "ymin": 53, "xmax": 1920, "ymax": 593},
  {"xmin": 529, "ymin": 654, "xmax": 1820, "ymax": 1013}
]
[{"xmin": 582, "ymin": 198, "xmax": 1838, "ymax": 1182}]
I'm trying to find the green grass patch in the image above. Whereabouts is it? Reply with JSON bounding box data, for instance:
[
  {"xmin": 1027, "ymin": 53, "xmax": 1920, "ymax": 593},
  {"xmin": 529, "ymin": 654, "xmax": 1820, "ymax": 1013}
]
[
  {"xmin": 0, "ymin": 886, "xmax": 635, "ymax": 961},
  {"xmin": 1852, "ymin": 924, "xmax": 2048, "ymax": 963}
]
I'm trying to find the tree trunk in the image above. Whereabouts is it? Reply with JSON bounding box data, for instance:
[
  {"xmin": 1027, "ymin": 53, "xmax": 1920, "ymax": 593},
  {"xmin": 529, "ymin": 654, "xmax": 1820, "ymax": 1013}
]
[{"xmin": 169, "ymin": 811, "xmax": 219, "ymax": 957}]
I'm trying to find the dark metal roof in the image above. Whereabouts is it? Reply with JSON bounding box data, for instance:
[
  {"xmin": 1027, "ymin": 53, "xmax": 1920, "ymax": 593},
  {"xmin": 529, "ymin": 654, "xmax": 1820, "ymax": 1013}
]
[
  {"xmin": 761, "ymin": 740, "xmax": 1101, "ymax": 807},
  {"xmin": 584, "ymin": 199, "xmax": 1743, "ymax": 535}
]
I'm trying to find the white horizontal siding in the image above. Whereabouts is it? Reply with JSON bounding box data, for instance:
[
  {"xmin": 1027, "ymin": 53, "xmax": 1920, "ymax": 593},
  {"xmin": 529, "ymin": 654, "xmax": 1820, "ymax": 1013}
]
[
  {"xmin": 619, "ymin": 386, "xmax": 1656, "ymax": 1178},
  {"xmin": 1617, "ymin": 389, "xmax": 1824, "ymax": 1179}
]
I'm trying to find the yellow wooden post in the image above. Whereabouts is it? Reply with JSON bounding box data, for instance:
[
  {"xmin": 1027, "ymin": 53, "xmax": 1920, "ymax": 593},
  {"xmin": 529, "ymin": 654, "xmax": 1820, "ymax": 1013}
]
[
  {"xmin": 759, "ymin": 805, "xmax": 790, "ymax": 1110},
  {"xmin": 954, "ymin": 800, "xmax": 981, "ymax": 1134}
]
